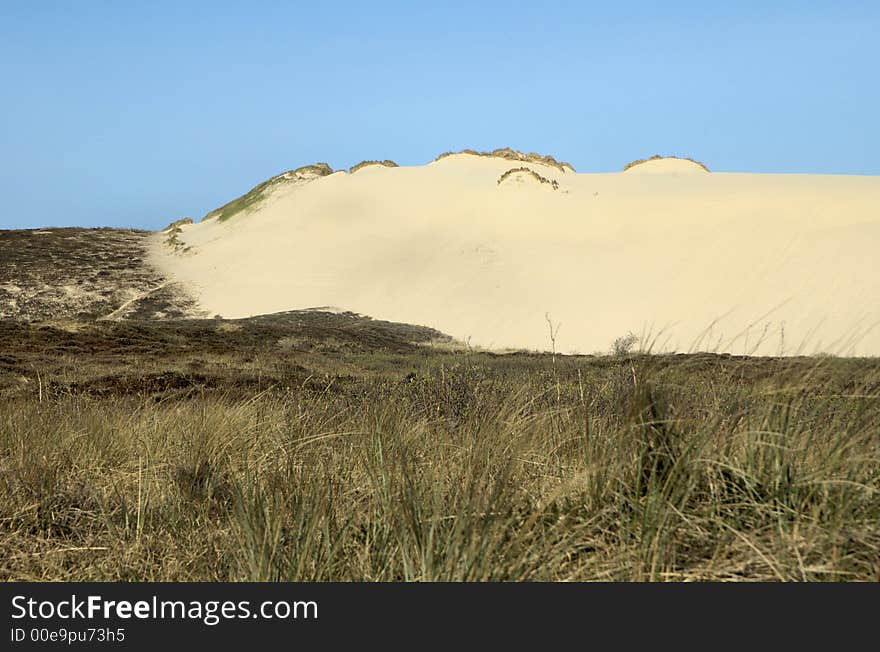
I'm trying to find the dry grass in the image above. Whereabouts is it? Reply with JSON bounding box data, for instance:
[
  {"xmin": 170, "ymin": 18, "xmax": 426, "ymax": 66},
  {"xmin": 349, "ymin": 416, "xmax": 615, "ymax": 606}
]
[
  {"xmin": 623, "ymin": 155, "xmax": 711, "ymax": 172},
  {"xmin": 497, "ymin": 167, "xmax": 559, "ymax": 190},
  {"xmin": 162, "ymin": 225, "xmax": 189, "ymax": 254},
  {"xmin": 162, "ymin": 217, "xmax": 193, "ymax": 231},
  {"xmin": 2, "ymin": 228, "xmax": 878, "ymax": 581},
  {"xmin": 349, "ymin": 160, "xmax": 399, "ymax": 174},
  {"xmin": 0, "ymin": 228, "xmax": 199, "ymax": 321},
  {"xmin": 433, "ymin": 148, "xmax": 575, "ymax": 173},
  {"xmin": 1, "ymin": 317, "xmax": 878, "ymax": 581}
]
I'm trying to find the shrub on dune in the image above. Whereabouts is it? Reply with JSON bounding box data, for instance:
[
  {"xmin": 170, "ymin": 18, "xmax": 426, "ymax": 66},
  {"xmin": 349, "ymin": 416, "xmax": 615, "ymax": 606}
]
[
  {"xmin": 202, "ymin": 163, "xmax": 334, "ymax": 223},
  {"xmin": 622, "ymin": 154, "xmax": 710, "ymax": 172},
  {"xmin": 433, "ymin": 147, "xmax": 575, "ymax": 173},
  {"xmin": 349, "ymin": 160, "xmax": 399, "ymax": 174},
  {"xmin": 497, "ymin": 166, "xmax": 559, "ymax": 189}
]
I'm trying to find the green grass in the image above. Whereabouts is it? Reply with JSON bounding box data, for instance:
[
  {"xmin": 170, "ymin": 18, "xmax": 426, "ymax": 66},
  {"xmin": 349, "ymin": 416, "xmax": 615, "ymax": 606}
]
[
  {"xmin": 198, "ymin": 148, "xmax": 577, "ymax": 225},
  {"xmin": 202, "ymin": 163, "xmax": 333, "ymax": 223},
  {"xmin": 162, "ymin": 224, "xmax": 188, "ymax": 252},
  {"xmin": 1, "ymin": 322, "xmax": 878, "ymax": 581},
  {"xmin": 433, "ymin": 148, "xmax": 575, "ymax": 173},
  {"xmin": 162, "ymin": 217, "xmax": 193, "ymax": 231}
]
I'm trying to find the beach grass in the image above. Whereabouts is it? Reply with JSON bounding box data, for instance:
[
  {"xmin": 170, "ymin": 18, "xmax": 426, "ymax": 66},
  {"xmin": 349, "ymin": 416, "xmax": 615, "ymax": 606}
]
[
  {"xmin": 1, "ymin": 319, "xmax": 877, "ymax": 581},
  {"xmin": 623, "ymin": 155, "xmax": 710, "ymax": 172}
]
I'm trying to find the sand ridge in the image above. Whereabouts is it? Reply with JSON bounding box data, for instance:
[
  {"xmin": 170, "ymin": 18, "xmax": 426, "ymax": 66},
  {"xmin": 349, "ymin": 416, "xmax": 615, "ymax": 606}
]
[
  {"xmin": 150, "ymin": 152, "xmax": 880, "ymax": 356},
  {"xmin": 622, "ymin": 156, "xmax": 710, "ymax": 174}
]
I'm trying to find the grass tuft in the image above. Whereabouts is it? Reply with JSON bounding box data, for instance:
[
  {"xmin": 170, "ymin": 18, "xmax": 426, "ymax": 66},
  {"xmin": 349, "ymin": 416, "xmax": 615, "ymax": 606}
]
[
  {"xmin": 1, "ymin": 322, "xmax": 878, "ymax": 581},
  {"xmin": 497, "ymin": 167, "xmax": 559, "ymax": 189}
]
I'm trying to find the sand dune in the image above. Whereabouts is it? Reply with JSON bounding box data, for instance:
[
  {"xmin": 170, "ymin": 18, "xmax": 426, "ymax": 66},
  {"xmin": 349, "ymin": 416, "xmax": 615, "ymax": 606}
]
[{"xmin": 150, "ymin": 152, "xmax": 880, "ymax": 356}]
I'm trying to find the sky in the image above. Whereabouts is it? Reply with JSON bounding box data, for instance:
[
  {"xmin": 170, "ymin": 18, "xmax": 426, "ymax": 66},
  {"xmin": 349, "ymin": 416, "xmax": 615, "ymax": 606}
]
[{"xmin": 1, "ymin": 1, "xmax": 879, "ymax": 230}]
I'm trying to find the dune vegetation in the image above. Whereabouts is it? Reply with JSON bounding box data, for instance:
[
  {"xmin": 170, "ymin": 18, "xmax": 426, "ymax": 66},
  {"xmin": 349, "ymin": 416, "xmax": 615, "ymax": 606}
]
[
  {"xmin": 202, "ymin": 163, "xmax": 334, "ymax": 223},
  {"xmin": 623, "ymin": 154, "xmax": 711, "ymax": 172},
  {"xmin": 497, "ymin": 166, "xmax": 560, "ymax": 189},
  {"xmin": 349, "ymin": 160, "xmax": 399, "ymax": 174},
  {"xmin": 1, "ymin": 315, "xmax": 878, "ymax": 582},
  {"xmin": 433, "ymin": 147, "xmax": 575, "ymax": 173},
  {"xmin": 162, "ymin": 223, "xmax": 190, "ymax": 253},
  {"xmin": 162, "ymin": 217, "xmax": 193, "ymax": 231}
]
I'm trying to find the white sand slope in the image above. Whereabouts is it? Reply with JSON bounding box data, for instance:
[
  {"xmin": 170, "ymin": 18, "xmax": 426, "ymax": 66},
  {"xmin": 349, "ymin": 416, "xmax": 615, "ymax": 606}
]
[{"xmin": 150, "ymin": 153, "xmax": 880, "ymax": 356}]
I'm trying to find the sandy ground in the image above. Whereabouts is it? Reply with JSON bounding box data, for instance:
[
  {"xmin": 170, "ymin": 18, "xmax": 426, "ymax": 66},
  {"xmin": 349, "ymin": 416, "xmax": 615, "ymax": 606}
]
[{"xmin": 150, "ymin": 154, "xmax": 880, "ymax": 356}]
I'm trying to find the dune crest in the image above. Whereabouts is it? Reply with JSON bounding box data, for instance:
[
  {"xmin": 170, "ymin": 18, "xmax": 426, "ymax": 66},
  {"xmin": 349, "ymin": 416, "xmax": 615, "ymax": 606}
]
[
  {"xmin": 151, "ymin": 152, "xmax": 880, "ymax": 356},
  {"xmin": 497, "ymin": 167, "xmax": 559, "ymax": 190},
  {"xmin": 432, "ymin": 148, "xmax": 575, "ymax": 173},
  {"xmin": 202, "ymin": 163, "xmax": 333, "ymax": 223},
  {"xmin": 623, "ymin": 155, "xmax": 710, "ymax": 174},
  {"xmin": 349, "ymin": 159, "xmax": 399, "ymax": 174}
]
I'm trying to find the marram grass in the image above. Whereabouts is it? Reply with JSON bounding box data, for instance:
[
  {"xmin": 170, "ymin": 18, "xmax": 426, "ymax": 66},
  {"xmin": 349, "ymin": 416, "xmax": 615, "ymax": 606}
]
[{"xmin": 1, "ymin": 356, "xmax": 877, "ymax": 581}]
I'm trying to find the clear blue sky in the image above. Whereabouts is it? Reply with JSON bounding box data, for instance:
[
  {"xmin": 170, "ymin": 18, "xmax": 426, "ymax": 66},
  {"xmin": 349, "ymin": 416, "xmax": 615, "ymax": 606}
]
[{"xmin": 2, "ymin": 1, "xmax": 878, "ymax": 230}]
